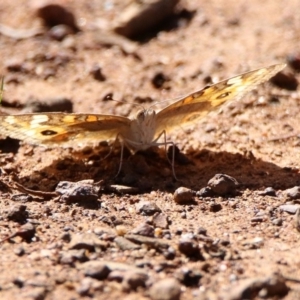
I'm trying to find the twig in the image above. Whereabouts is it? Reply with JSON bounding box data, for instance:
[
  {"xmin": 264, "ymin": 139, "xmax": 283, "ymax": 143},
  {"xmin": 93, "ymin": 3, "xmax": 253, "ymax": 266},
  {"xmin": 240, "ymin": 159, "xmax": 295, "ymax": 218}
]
[{"xmin": 14, "ymin": 182, "xmax": 57, "ymax": 200}]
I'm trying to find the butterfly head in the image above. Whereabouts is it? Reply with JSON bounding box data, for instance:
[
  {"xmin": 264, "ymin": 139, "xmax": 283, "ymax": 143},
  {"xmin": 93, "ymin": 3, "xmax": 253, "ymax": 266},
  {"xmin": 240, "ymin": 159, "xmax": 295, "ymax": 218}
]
[{"xmin": 136, "ymin": 108, "xmax": 156, "ymax": 123}]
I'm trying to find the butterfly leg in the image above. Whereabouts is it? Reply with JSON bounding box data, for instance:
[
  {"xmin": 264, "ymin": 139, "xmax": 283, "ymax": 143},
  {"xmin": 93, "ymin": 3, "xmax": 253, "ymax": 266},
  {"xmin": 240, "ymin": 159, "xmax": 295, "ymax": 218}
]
[
  {"xmin": 154, "ymin": 130, "xmax": 178, "ymax": 180},
  {"xmin": 100, "ymin": 133, "xmax": 125, "ymax": 178},
  {"xmin": 115, "ymin": 137, "xmax": 125, "ymax": 178}
]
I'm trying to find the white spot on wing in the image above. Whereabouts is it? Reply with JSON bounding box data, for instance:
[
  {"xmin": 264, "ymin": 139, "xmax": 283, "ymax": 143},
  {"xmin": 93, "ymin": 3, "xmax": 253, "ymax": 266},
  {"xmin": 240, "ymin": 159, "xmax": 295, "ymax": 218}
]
[{"xmin": 30, "ymin": 115, "xmax": 49, "ymax": 125}]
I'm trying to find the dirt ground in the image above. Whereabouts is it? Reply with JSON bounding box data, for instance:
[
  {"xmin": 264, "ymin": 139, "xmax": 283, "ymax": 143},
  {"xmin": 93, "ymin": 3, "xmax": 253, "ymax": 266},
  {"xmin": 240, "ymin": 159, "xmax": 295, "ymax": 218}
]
[{"xmin": 0, "ymin": 0, "xmax": 300, "ymax": 299}]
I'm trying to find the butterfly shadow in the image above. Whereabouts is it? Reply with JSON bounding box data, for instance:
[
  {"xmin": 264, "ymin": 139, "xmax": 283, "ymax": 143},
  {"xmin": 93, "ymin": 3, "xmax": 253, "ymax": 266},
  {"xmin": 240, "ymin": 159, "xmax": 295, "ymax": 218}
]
[
  {"xmin": 183, "ymin": 148, "xmax": 300, "ymax": 192},
  {"xmin": 6, "ymin": 142, "xmax": 300, "ymax": 199}
]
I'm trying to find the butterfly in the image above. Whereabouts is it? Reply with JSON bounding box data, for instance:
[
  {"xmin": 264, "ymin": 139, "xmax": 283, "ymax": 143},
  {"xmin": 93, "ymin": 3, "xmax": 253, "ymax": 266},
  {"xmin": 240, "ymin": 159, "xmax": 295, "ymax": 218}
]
[{"xmin": 0, "ymin": 64, "xmax": 286, "ymax": 179}]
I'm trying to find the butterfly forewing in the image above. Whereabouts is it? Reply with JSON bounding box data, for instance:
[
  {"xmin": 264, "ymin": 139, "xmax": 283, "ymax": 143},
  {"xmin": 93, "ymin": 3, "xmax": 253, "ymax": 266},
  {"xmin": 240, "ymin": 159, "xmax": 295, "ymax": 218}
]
[{"xmin": 154, "ymin": 63, "xmax": 285, "ymax": 137}]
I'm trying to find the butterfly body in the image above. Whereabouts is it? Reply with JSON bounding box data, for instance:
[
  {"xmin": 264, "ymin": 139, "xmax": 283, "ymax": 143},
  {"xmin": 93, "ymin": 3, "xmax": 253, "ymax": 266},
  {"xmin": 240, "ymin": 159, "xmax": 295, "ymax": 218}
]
[{"xmin": 124, "ymin": 109, "xmax": 158, "ymax": 152}]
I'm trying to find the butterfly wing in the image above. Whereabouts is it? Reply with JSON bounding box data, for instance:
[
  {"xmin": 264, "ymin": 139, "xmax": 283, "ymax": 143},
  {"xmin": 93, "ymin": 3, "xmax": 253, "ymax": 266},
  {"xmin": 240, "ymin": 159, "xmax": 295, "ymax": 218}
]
[
  {"xmin": 154, "ymin": 64, "xmax": 285, "ymax": 136},
  {"xmin": 0, "ymin": 113, "xmax": 131, "ymax": 147}
]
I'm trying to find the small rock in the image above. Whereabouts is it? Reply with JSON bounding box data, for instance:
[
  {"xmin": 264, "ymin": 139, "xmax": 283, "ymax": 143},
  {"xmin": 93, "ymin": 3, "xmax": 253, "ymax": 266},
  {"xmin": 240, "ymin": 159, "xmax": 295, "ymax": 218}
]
[
  {"xmin": 77, "ymin": 277, "xmax": 104, "ymax": 296},
  {"xmin": 227, "ymin": 273, "xmax": 289, "ymax": 300},
  {"xmin": 287, "ymin": 53, "xmax": 300, "ymax": 72},
  {"xmin": 279, "ymin": 204, "xmax": 300, "ymax": 214},
  {"xmin": 282, "ymin": 186, "xmax": 300, "ymax": 200},
  {"xmin": 152, "ymin": 72, "xmax": 170, "ymax": 89},
  {"xmin": 197, "ymin": 227, "xmax": 207, "ymax": 235},
  {"xmin": 101, "ymin": 261, "xmax": 148, "ymax": 276},
  {"xmin": 294, "ymin": 208, "xmax": 300, "ymax": 232},
  {"xmin": 131, "ymin": 223, "xmax": 155, "ymax": 237},
  {"xmin": 114, "ymin": 236, "xmax": 140, "ymax": 250},
  {"xmin": 178, "ymin": 233, "xmax": 199, "ymax": 257},
  {"xmin": 197, "ymin": 186, "xmax": 214, "ymax": 197},
  {"xmin": 33, "ymin": 0, "xmax": 79, "ymax": 30},
  {"xmin": 122, "ymin": 271, "xmax": 148, "ymax": 291},
  {"xmin": 6, "ymin": 204, "xmax": 28, "ymax": 223},
  {"xmin": 149, "ymin": 278, "xmax": 181, "ymax": 300},
  {"xmin": 23, "ymin": 97, "xmax": 73, "ymax": 113},
  {"xmin": 14, "ymin": 246, "xmax": 25, "ymax": 256},
  {"xmin": 242, "ymin": 237, "xmax": 264, "ymax": 249},
  {"xmin": 60, "ymin": 249, "xmax": 87, "ymax": 264},
  {"xmin": 163, "ymin": 246, "xmax": 176, "ymax": 260},
  {"xmin": 60, "ymin": 232, "xmax": 71, "ymax": 242},
  {"xmin": 11, "ymin": 194, "xmax": 33, "ymax": 204},
  {"xmin": 207, "ymin": 174, "xmax": 239, "ymax": 196},
  {"xmin": 90, "ymin": 64, "xmax": 106, "ymax": 81},
  {"xmin": 5, "ymin": 58, "xmax": 24, "ymax": 72},
  {"xmin": 258, "ymin": 187, "xmax": 276, "ymax": 196},
  {"xmin": 209, "ymin": 202, "xmax": 222, "ymax": 212},
  {"xmin": 10, "ymin": 223, "xmax": 36, "ymax": 242},
  {"xmin": 250, "ymin": 216, "xmax": 264, "ymax": 223},
  {"xmin": 24, "ymin": 287, "xmax": 47, "ymax": 300},
  {"xmin": 153, "ymin": 213, "xmax": 169, "ymax": 229},
  {"xmin": 49, "ymin": 24, "xmax": 73, "ymax": 41},
  {"xmin": 107, "ymin": 270, "xmax": 125, "ymax": 282},
  {"xmin": 136, "ymin": 201, "xmax": 162, "ymax": 215},
  {"xmin": 175, "ymin": 267, "xmax": 202, "ymax": 287},
  {"xmin": 125, "ymin": 234, "xmax": 170, "ymax": 250},
  {"xmin": 56, "ymin": 180, "xmax": 100, "ymax": 202},
  {"xmin": 107, "ymin": 184, "xmax": 139, "ymax": 194},
  {"xmin": 173, "ymin": 187, "xmax": 195, "ymax": 204},
  {"xmin": 80, "ymin": 261, "xmax": 110, "ymax": 280},
  {"xmin": 270, "ymin": 71, "xmax": 298, "ymax": 90},
  {"xmin": 69, "ymin": 233, "xmax": 107, "ymax": 251},
  {"xmin": 12, "ymin": 277, "xmax": 24, "ymax": 288},
  {"xmin": 272, "ymin": 218, "xmax": 283, "ymax": 226},
  {"xmin": 114, "ymin": 0, "xmax": 180, "ymax": 38}
]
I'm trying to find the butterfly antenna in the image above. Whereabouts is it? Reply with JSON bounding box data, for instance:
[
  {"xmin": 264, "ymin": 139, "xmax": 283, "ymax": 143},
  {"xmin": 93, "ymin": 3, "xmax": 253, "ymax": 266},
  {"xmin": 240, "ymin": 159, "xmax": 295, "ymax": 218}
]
[
  {"xmin": 148, "ymin": 94, "xmax": 183, "ymax": 110},
  {"xmin": 104, "ymin": 93, "xmax": 145, "ymax": 111}
]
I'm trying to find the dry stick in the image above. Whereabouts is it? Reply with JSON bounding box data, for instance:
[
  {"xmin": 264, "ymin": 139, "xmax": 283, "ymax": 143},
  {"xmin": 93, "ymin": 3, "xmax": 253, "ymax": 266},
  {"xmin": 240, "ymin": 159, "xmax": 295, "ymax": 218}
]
[{"xmin": 14, "ymin": 181, "xmax": 57, "ymax": 200}]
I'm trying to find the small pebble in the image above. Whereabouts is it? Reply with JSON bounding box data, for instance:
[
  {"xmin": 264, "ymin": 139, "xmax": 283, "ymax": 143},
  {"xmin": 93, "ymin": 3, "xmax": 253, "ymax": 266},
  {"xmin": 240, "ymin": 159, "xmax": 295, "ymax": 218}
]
[
  {"xmin": 279, "ymin": 204, "xmax": 300, "ymax": 214},
  {"xmin": 209, "ymin": 202, "xmax": 222, "ymax": 212},
  {"xmin": 90, "ymin": 64, "xmax": 106, "ymax": 81},
  {"xmin": 258, "ymin": 187, "xmax": 277, "ymax": 196},
  {"xmin": 197, "ymin": 186, "xmax": 214, "ymax": 197},
  {"xmin": 49, "ymin": 24, "xmax": 73, "ymax": 41},
  {"xmin": 173, "ymin": 187, "xmax": 194, "ymax": 204},
  {"xmin": 282, "ymin": 186, "xmax": 300, "ymax": 200},
  {"xmin": 207, "ymin": 174, "xmax": 239, "ymax": 196},
  {"xmin": 153, "ymin": 213, "xmax": 169, "ymax": 229},
  {"xmin": 294, "ymin": 208, "xmax": 300, "ymax": 232},
  {"xmin": 152, "ymin": 72, "xmax": 170, "ymax": 89},
  {"xmin": 6, "ymin": 204, "xmax": 28, "ymax": 223},
  {"xmin": 131, "ymin": 223, "xmax": 155, "ymax": 237},
  {"xmin": 56, "ymin": 180, "xmax": 100, "ymax": 202},
  {"xmin": 122, "ymin": 271, "xmax": 148, "ymax": 291},
  {"xmin": 270, "ymin": 71, "xmax": 298, "ymax": 90},
  {"xmin": 114, "ymin": 236, "xmax": 140, "ymax": 251},
  {"xmin": 14, "ymin": 246, "xmax": 25, "ymax": 256},
  {"xmin": 272, "ymin": 218, "xmax": 283, "ymax": 226},
  {"xmin": 287, "ymin": 53, "xmax": 300, "ymax": 72},
  {"xmin": 33, "ymin": 0, "xmax": 79, "ymax": 30},
  {"xmin": 178, "ymin": 233, "xmax": 199, "ymax": 257},
  {"xmin": 81, "ymin": 261, "xmax": 110, "ymax": 280},
  {"xmin": 136, "ymin": 201, "xmax": 162, "ymax": 215},
  {"xmin": 149, "ymin": 278, "xmax": 181, "ymax": 300}
]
